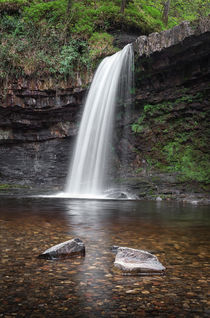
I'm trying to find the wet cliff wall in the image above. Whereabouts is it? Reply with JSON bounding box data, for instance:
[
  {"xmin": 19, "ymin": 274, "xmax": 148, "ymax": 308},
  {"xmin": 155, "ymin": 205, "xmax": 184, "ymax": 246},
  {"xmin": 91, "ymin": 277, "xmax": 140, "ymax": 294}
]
[
  {"xmin": 115, "ymin": 18, "xmax": 210, "ymax": 201},
  {"xmin": 0, "ymin": 78, "xmax": 89, "ymax": 188},
  {"xmin": 0, "ymin": 18, "xmax": 209, "ymax": 200}
]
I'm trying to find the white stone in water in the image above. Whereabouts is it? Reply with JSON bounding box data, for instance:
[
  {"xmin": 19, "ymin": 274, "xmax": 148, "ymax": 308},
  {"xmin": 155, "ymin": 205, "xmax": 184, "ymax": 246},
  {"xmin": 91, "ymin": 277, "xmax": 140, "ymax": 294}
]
[
  {"xmin": 114, "ymin": 247, "xmax": 165, "ymax": 273},
  {"xmin": 38, "ymin": 238, "xmax": 85, "ymax": 260},
  {"xmin": 190, "ymin": 200, "xmax": 199, "ymax": 205}
]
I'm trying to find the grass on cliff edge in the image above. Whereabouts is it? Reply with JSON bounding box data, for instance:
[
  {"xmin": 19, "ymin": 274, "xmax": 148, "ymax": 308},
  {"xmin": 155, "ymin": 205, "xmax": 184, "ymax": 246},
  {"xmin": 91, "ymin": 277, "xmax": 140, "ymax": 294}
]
[{"xmin": 0, "ymin": 0, "xmax": 209, "ymax": 79}]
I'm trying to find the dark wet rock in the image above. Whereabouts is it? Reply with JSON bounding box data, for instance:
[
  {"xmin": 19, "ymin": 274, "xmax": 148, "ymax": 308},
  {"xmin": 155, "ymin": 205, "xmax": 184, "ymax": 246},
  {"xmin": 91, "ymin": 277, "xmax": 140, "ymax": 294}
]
[
  {"xmin": 119, "ymin": 192, "xmax": 128, "ymax": 199},
  {"xmin": 114, "ymin": 17, "xmax": 210, "ymax": 201},
  {"xmin": 114, "ymin": 247, "xmax": 165, "ymax": 274},
  {"xmin": 104, "ymin": 188, "xmax": 137, "ymax": 200},
  {"xmin": 104, "ymin": 189, "xmax": 127, "ymax": 199},
  {"xmin": 113, "ymin": 31, "xmax": 139, "ymax": 49},
  {"xmin": 38, "ymin": 238, "xmax": 85, "ymax": 260},
  {"xmin": 110, "ymin": 246, "xmax": 119, "ymax": 253},
  {"xmin": 0, "ymin": 78, "xmax": 87, "ymax": 188}
]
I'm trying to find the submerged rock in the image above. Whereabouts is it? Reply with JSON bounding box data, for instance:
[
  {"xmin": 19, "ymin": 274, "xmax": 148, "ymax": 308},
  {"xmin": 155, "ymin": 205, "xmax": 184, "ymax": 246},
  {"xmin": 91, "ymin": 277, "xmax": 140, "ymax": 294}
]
[
  {"xmin": 110, "ymin": 245, "xmax": 119, "ymax": 253},
  {"xmin": 38, "ymin": 238, "xmax": 85, "ymax": 260},
  {"xmin": 104, "ymin": 189, "xmax": 129, "ymax": 199},
  {"xmin": 114, "ymin": 247, "xmax": 165, "ymax": 274},
  {"xmin": 104, "ymin": 188, "xmax": 138, "ymax": 200}
]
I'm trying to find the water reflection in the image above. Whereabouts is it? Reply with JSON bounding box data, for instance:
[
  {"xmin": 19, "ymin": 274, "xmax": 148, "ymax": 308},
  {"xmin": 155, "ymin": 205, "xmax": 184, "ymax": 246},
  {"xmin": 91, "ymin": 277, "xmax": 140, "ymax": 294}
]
[{"xmin": 0, "ymin": 198, "xmax": 209, "ymax": 317}]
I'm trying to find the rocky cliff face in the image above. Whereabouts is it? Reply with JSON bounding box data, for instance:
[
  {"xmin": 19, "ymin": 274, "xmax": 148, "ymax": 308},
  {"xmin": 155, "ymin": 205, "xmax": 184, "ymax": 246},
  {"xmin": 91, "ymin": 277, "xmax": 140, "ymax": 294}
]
[
  {"xmin": 0, "ymin": 77, "xmax": 89, "ymax": 188},
  {"xmin": 115, "ymin": 17, "xmax": 210, "ymax": 201},
  {"xmin": 0, "ymin": 18, "xmax": 209, "ymax": 200}
]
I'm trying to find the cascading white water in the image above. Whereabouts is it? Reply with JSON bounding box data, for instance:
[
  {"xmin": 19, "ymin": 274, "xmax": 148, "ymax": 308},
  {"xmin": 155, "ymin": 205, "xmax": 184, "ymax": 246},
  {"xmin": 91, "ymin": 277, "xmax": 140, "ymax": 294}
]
[{"xmin": 65, "ymin": 44, "xmax": 134, "ymax": 198}]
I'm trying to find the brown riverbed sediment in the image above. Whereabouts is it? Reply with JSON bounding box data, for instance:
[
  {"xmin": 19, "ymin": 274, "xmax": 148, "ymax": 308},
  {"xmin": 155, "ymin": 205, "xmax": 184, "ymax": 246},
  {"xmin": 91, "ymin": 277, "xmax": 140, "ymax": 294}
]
[{"xmin": 0, "ymin": 197, "xmax": 209, "ymax": 317}]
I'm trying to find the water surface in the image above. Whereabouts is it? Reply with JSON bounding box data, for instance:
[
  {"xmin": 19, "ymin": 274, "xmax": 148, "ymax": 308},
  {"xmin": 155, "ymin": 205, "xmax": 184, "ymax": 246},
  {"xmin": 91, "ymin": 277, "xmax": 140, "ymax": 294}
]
[{"xmin": 0, "ymin": 198, "xmax": 209, "ymax": 317}]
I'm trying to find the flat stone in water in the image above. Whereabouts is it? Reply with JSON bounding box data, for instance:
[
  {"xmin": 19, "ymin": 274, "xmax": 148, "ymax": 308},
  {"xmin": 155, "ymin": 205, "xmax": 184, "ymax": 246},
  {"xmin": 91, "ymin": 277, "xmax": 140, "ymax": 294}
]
[
  {"xmin": 38, "ymin": 238, "xmax": 85, "ymax": 260},
  {"xmin": 114, "ymin": 247, "xmax": 165, "ymax": 274}
]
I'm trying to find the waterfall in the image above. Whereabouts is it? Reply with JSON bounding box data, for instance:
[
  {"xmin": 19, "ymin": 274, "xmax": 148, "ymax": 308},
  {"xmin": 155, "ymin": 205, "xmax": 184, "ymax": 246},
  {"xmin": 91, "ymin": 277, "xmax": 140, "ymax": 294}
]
[{"xmin": 65, "ymin": 44, "xmax": 134, "ymax": 198}]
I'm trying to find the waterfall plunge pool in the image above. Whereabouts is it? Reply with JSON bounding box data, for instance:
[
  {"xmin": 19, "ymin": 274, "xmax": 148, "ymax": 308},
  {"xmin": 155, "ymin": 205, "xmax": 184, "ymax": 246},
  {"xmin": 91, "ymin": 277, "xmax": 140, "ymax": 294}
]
[
  {"xmin": 0, "ymin": 197, "xmax": 209, "ymax": 317},
  {"xmin": 37, "ymin": 188, "xmax": 138, "ymax": 200}
]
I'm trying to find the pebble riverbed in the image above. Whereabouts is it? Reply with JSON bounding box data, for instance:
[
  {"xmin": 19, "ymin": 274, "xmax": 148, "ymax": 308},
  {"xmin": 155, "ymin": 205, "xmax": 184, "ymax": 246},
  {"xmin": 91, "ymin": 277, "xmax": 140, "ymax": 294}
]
[{"xmin": 0, "ymin": 197, "xmax": 209, "ymax": 317}]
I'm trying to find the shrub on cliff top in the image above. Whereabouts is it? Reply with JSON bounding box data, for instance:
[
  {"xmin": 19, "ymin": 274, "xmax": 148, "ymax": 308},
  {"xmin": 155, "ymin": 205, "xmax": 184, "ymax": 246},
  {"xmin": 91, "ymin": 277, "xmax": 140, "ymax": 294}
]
[
  {"xmin": 22, "ymin": 1, "xmax": 66, "ymax": 24},
  {"xmin": 89, "ymin": 32, "xmax": 117, "ymax": 60},
  {"xmin": 0, "ymin": 0, "xmax": 209, "ymax": 79}
]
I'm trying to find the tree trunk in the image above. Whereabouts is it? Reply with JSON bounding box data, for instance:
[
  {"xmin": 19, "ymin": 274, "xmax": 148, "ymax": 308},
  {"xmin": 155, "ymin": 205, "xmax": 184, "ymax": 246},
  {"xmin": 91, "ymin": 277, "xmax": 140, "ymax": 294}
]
[
  {"xmin": 162, "ymin": 0, "xmax": 171, "ymax": 26},
  {"xmin": 66, "ymin": 0, "xmax": 72, "ymax": 15},
  {"xmin": 63, "ymin": 0, "xmax": 72, "ymax": 44},
  {"xmin": 121, "ymin": 0, "xmax": 127, "ymax": 14}
]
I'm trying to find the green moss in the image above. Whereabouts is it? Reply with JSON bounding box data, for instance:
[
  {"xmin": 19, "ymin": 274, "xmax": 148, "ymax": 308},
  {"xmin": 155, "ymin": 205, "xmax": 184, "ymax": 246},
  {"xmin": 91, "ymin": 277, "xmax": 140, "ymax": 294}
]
[
  {"xmin": 132, "ymin": 93, "xmax": 207, "ymax": 132},
  {"xmin": 144, "ymin": 102, "xmax": 173, "ymax": 115},
  {"xmin": 154, "ymin": 114, "xmax": 171, "ymax": 124},
  {"xmin": 162, "ymin": 141, "xmax": 210, "ymax": 183},
  {"xmin": 146, "ymin": 132, "xmax": 210, "ymax": 184},
  {"xmin": 23, "ymin": 1, "xmax": 66, "ymax": 24},
  {"xmin": 0, "ymin": 184, "xmax": 11, "ymax": 189},
  {"xmin": 131, "ymin": 123, "xmax": 145, "ymax": 133},
  {"xmin": 0, "ymin": 183, "xmax": 28, "ymax": 189},
  {"xmin": 132, "ymin": 90, "xmax": 210, "ymax": 184},
  {"xmin": 135, "ymin": 167, "xmax": 143, "ymax": 173}
]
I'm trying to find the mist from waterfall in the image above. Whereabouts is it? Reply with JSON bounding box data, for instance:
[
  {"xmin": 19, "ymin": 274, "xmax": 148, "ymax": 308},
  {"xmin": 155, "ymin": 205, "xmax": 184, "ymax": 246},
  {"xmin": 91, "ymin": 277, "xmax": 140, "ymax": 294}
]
[{"xmin": 65, "ymin": 44, "xmax": 134, "ymax": 198}]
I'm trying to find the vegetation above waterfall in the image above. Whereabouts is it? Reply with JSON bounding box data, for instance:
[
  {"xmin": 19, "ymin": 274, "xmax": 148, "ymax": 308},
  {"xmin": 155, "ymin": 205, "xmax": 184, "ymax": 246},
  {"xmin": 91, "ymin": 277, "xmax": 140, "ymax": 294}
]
[{"xmin": 0, "ymin": 0, "xmax": 209, "ymax": 79}]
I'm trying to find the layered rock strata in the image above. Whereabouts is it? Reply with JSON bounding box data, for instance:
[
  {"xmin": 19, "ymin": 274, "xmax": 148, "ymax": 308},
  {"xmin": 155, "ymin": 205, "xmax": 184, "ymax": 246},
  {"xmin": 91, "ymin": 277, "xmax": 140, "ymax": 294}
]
[{"xmin": 0, "ymin": 78, "xmax": 88, "ymax": 187}]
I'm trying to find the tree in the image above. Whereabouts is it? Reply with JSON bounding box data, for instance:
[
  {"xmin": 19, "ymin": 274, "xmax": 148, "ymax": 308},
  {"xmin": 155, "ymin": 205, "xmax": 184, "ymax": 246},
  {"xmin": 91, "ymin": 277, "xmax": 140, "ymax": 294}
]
[
  {"xmin": 66, "ymin": 0, "xmax": 72, "ymax": 15},
  {"xmin": 63, "ymin": 0, "xmax": 73, "ymax": 43},
  {"xmin": 121, "ymin": 0, "xmax": 129, "ymax": 14},
  {"xmin": 162, "ymin": 0, "xmax": 171, "ymax": 26}
]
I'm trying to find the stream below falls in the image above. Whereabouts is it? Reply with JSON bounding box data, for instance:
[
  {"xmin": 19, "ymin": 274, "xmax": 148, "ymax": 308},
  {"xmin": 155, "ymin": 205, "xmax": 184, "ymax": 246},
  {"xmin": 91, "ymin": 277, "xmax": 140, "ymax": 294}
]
[{"xmin": 0, "ymin": 197, "xmax": 209, "ymax": 317}]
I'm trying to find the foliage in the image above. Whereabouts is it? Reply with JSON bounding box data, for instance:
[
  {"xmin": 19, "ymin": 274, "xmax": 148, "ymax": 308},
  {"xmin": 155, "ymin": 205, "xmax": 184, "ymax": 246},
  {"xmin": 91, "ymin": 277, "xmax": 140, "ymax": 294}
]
[
  {"xmin": 124, "ymin": 1, "xmax": 164, "ymax": 33},
  {"xmin": 131, "ymin": 93, "xmax": 210, "ymax": 183},
  {"xmin": 0, "ymin": 0, "xmax": 28, "ymax": 13},
  {"xmin": 22, "ymin": 1, "xmax": 67, "ymax": 24},
  {"xmin": 131, "ymin": 123, "xmax": 144, "ymax": 133},
  {"xmin": 170, "ymin": 0, "xmax": 210, "ymax": 22},
  {"xmin": 0, "ymin": 28, "xmax": 91, "ymax": 78},
  {"xmin": 57, "ymin": 40, "xmax": 91, "ymax": 77},
  {"xmin": 0, "ymin": 0, "xmax": 209, "ymax": 79},
  {"xmin": 88, "ymin": 32, "xmax": 117, "ymax": 60},
  {"xmin": 162, "ymin": 139, "xmax": 210, "ymax": 183}
]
